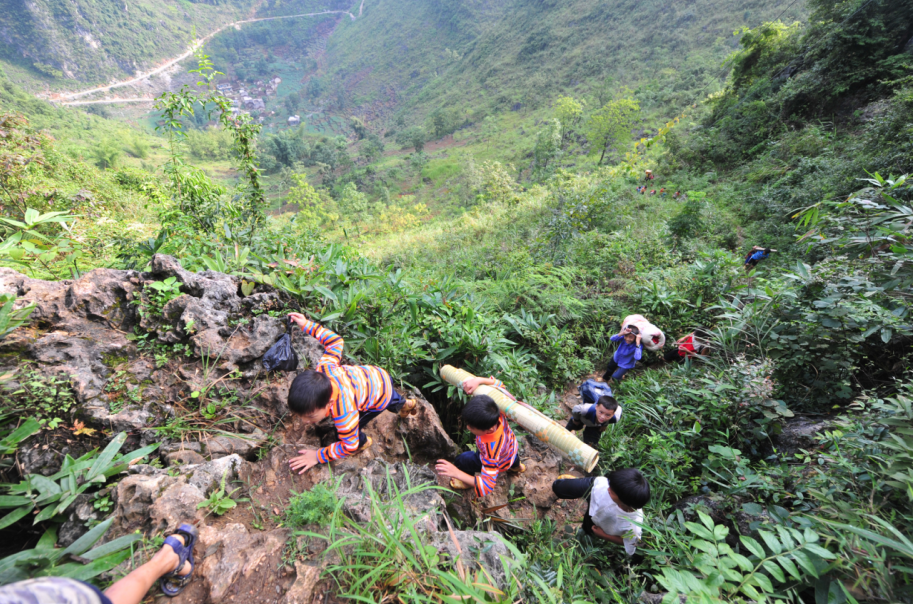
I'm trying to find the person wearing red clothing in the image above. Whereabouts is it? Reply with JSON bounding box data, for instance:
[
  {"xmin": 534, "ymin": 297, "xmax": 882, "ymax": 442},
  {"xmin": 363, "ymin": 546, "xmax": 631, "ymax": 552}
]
[
  {"xmin": 285, "ymin": 312, "xmax": 417, "ymax": 474},
  {"xmin": 663, "ymin": 329, "xmax": 710, "ymax": 363},
  {"xmin": 435, "ymin": 376, "xmax": 525, "ymax": 496}
]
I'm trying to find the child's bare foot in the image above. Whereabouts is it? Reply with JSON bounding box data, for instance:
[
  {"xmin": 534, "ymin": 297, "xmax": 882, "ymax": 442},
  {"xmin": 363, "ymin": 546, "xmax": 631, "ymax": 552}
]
[
  {"xmin": 155, "ymin": 535, "xmax": 192, "ymax": 578},
  {"xmin": 159, "ymin": 524, "xmax": 197, "ymax": 596}
]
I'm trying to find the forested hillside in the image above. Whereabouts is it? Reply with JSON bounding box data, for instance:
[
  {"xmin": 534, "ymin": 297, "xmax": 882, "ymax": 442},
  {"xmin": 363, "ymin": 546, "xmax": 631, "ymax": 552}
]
[
  {"xmin": 0, "ymin": 0, "xmax": 911, "ymax": 602},
  {"xmin": 0, "ymin": 0, "xmax": 256, "ymax": 85}
]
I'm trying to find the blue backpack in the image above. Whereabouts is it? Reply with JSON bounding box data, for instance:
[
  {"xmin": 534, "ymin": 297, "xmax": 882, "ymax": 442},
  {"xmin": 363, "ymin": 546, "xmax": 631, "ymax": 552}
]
[{"xmin": 579, "ymin": 379, "xmax": 613, "ymax": 405}]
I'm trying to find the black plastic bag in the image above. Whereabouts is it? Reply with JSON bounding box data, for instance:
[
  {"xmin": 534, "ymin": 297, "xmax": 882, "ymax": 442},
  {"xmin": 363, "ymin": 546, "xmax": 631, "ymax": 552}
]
[
  {"xmin": 263, "ymin": 321, "xmax": 299, "ymax": 371},
  {"xmin": 578, "ymin": 379, "xmax": 613, "ymax": 405}
]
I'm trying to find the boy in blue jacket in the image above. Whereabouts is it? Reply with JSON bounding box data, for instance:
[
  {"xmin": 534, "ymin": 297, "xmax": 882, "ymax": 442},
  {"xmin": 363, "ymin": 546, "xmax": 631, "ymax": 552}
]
[
  {"xmin": 603, "ymin": 326, "xmax": 642, "ymax": 383},
  {"xmin": 744, "ymin": 246, "xmax": 776, "ymax": 271}
]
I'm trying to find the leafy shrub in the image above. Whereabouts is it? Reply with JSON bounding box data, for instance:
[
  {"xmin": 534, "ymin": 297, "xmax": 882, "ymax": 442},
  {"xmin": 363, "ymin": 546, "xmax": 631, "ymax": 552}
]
[
  {"xmin": 197, "ymin": 472, "xmax": 245, "ymax": 517},
  {"xmin": 5, "ymin": 368, "xmax": 79, "ymax": 430},
  {"xmin": 134, "ymin": 276, "xmax": 183, "ymax": 319},
  {"xmin": 285, "ymin": 483, "xmax": 338, "ymax": 529},
  {"xmin": 0, "ymin": 294, "xmax": 35, "ymax": 340},
  {"xmin": 0, "ymin": 432, "xmax": 158, "ymax": 529}
]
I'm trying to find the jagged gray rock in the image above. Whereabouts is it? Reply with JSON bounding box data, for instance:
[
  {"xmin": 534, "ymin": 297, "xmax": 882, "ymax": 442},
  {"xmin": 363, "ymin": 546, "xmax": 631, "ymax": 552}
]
[
  {"xmin": 336, "ymin": 459, "xmax": 444, "ymax": 527},
  {"xmin": 773, "ymin": 416, "xmax": 835, "ymax": 455},
  {"xmin": 58, "ymin": 493, "xmax": 105, "ymax": 547},
  {"xmin": 195, "ymin": 523, "xmax": 290, "ymax": 602},
  {"xmin": 186, "ymin": 454, "xmax": 244, "ymax": 494}
]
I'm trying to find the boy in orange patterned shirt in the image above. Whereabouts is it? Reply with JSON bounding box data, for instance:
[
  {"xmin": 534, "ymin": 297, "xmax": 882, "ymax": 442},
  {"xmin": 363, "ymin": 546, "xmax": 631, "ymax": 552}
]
[
  {"xmin": 435, "ymin": 376, "xmax": 524, "ymax": 496},
  {"xmin": 286, "ymin": 312, "xmax": 417, "ymax": 474}
]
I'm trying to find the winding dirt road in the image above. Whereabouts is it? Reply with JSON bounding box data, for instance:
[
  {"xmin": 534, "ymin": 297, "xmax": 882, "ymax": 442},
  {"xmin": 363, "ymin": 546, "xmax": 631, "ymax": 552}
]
[{"xmin": 52, "ymin": 0, "xmax": 366, "ymax": 105}]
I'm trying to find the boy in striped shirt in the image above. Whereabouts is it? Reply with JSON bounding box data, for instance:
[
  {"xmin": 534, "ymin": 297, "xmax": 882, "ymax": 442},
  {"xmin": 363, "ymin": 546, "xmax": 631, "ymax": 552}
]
[
  {"xmin": 435, "ymin": 376, "xmax": 525, "ymax": 496},
  {"xmin": 286, "ymin": 312, "xmax": 417, "ymax": 474}
]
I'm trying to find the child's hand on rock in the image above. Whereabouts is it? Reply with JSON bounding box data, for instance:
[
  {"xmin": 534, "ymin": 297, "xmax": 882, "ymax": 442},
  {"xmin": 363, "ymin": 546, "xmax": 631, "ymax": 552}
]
[
  {"xmin": 435, "ymin": 459, "xmax": 460, "ymax": 480},
  {"xmin": 289, "ymin": 449, "xmax": 319, "ymax": 474}
]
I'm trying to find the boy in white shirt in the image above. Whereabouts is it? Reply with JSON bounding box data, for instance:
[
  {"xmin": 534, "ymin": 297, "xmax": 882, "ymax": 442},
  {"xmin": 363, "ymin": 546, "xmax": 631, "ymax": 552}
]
[{"xmin": 552, "ymin": 468, "xmax": 650, "ymax": 555}]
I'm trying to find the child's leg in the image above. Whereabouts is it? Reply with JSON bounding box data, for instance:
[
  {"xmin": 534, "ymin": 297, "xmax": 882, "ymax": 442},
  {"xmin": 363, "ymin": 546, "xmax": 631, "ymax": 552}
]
[
  {"xmin": 609, "ymin": 366, "xmax": 630, "ymax": 382},
  {"xmin": 356, "ymin": 410, "xmax": 384, "ymax": 447},
  {"xmin": 104, "ymin": 533, "xmax": 192, "ymax": 604},
  {"xmin": 552, "ymin": 477, "xmax": 595, "ymax": 499},
  {"xmin": 565, "ymin": 418, "xmax": 583, "ymax": 432},
  {"xmin": 453, "ymin": 451, "xmax": 483, "ymax": 475},
  {"xmin": 383, "ymin": 390, "xmax": 417, "ymax": 417},
  {"xmin": 602, "ymin": 359, "xmax": 619, "ymax": 382},
  {"xmin": 581, "ymin": 426, "xmax": 602, "ymax": 448},
  {"xmin": 581, "ymin": 509, "xmax": 596, "ymax": 536},
  {"xmin": 384, "ymin": 390, "xmax": 406, "ymax": 413},
  {"xmin": 663, "ymin": 348, "xmax": 682, "ymax": 363}
]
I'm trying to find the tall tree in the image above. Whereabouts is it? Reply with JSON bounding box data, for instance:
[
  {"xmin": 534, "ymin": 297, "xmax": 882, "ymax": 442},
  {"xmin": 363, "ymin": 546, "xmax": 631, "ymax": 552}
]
[
  {"xmin": 553, "ymin": 96, "xmax": 584, "ymax": 145},
  {"xmin": 585, "ymin": 98, "xmax": 640, "ymax": 165}
]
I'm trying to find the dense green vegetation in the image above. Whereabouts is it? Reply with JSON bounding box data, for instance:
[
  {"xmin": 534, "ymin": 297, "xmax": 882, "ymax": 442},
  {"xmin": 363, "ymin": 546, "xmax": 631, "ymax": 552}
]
[
  {"xmin": 0, "ymin": 0, "xmax": 256, "ymax": 85},
  {"xmin": 0, "ymin": 0, "xmax": 911, "ymax": 601}
]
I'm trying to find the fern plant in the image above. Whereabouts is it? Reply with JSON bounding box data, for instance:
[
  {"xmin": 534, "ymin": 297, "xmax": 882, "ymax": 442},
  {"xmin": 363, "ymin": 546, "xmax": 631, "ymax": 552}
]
[{"xmin": 655, "ymin": 511, "xmax": 840, "ymax": 603}]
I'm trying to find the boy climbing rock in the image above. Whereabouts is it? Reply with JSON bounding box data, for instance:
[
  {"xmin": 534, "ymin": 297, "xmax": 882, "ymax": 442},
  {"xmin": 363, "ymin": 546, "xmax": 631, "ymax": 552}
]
[
  {"xmin": 552, "ymin": 468, "xmax": 650, "ymax": 555},
  {"xmin": 435, "ymin": 376, "xmax": 525, "ymax": 496},
  {"xmin": 285, "ymin": 312, "xmax": 417, "ymax": 474}
]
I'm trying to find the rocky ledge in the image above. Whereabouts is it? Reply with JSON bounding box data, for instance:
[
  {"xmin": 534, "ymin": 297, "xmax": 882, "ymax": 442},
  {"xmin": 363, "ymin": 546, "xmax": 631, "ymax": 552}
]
[{"xmin": 0, "ymin": 255, "xmax": 578, "ymax": 603}]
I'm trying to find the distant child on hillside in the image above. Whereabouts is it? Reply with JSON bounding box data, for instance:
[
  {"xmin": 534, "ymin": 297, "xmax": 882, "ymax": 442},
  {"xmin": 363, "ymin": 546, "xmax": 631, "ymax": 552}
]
[
  {"xmin": 552, "ymin": 468, "xmax": 650, "ymax": 555},
  {"xmin": 603, "ymin": 325, "xmax": 643, "ymax": 383},
  {"xmin": 566, "ymin": 395, "xmax": 621, "ymax": 448},
  {"xmin": 744, "ymin": 246, "xmax": 777, "ymax": 271},
  {"xmin": 664, "ymin": 329, "xmax": 711, "ymax": 363},
  {"xmin": 285, "ymin": 312, "xmax": 417, "ymax": 474},
  {"xmin": 435, "ymin": 376, "xmax": 525, "ymax": 496}
]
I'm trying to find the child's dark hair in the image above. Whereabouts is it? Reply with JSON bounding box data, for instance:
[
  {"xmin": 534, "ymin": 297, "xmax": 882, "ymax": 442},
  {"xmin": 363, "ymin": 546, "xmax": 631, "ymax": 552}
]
[
  {"xmin": 764, "ymin": 248, "xmax": 771, "ymax": 254},
  {"xmin": 625, "ymin": 325, "xmax": 640, "ymax": 335},
  {"xmin": 608, "ymin": 468, "xmax": 651, "ymax": 509},
  {"xmin": 463, "ymin": 395, "xmax": 500, "ymax": 430},
  {"xmin": 288, "ymin": 370, "xmax": 332, "ymax": 415},
  {"xmin": 694, "ymin": 327, "xmax": 711, "ymax": 340},
  {"xmin": 596, "ymin": 395, "xmax": 618, "ymax": 411}
]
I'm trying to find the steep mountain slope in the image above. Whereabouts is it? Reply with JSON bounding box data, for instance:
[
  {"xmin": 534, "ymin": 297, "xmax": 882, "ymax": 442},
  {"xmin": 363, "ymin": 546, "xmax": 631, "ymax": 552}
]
[
  {"xmin": 0, "ymin": 0, "xmax": 256, "ymax": 85},
  {"xmin": 303, "ymin": 0, "xmax": 808, "ymax": 122}
]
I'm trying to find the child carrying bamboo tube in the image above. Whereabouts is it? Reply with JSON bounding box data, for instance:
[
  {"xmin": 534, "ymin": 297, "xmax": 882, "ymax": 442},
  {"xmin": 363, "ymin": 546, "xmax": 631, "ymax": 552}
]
[{"xmin": 435, "ymin": 376, "xmax": 525, "ymax": 495}]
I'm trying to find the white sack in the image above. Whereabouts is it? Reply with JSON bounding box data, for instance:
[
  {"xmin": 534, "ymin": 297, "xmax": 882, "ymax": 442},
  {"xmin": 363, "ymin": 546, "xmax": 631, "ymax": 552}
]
[{"xmin": 622, "ymin": 314, "xmax": 666, "ymax": 351}]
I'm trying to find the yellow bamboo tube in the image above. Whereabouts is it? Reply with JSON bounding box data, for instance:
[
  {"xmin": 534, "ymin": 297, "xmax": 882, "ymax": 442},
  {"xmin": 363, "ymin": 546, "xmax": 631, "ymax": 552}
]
[{"xmin": 440, "ymin": 365, "xmax": 599, "ymax": 473}]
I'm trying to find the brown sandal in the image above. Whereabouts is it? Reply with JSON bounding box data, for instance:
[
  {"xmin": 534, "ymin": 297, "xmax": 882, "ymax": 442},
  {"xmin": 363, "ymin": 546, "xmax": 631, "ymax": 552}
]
[
  {"xmin": 508, "ymin": 462, "xmax": 526, "ymax": 474},
  {"xmin": 398, "ymin": 398, "xmax": 419, "ymax": 418},
  {"xmin": 449, "ymin": 478, "xmax": 473, "ymax": 490}
]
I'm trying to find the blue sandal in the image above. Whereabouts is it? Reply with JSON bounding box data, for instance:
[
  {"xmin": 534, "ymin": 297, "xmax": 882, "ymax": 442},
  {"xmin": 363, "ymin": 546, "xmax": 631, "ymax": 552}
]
[{"xmin": 159, "ymin": 523, "xmax": 198, "ymax": 597}]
